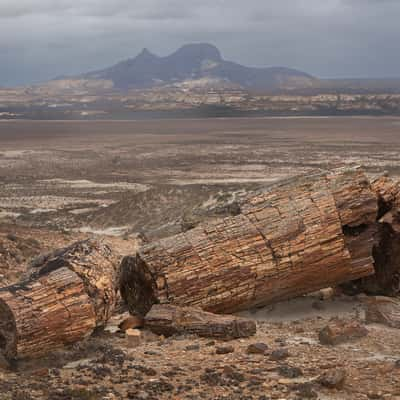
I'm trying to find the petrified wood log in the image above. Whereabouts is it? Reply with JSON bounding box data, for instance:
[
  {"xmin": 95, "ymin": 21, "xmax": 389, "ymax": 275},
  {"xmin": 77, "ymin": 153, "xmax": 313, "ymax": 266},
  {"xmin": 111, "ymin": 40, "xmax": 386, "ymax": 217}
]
[
  {"xmin": 144, "ymin": 304, "xmax": 256, "ymax": 339},
  {"xmin": 121, "ymin": 168, "xmax": 378, "ymax": 316},
  {"xmin": 0, "ymin": 239, "xmax": 118, "ymax": 360},
  {"xmin": 365, "ymin": 296, "xmax": 400, "ymax": 328},
  {"xmin": 318, "ymin": 320, "xmax": 368, "ymax": 345},
  {"xmin": 344, "ymin": 175, "xmax": 400, "ymax": 296}
]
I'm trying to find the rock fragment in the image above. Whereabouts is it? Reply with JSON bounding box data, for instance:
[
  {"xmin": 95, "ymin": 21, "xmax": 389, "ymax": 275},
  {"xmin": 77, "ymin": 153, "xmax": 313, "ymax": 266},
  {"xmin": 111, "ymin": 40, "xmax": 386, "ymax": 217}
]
[
  {"xmin": 318, "ymin": 320, "xmax": 368, "ymax": 345},
  {"xmin": 246, "ymin": 343, "xmax": 269, "ymax": 355},
  {"xmin": 317, "ymin": 369, "xmax": 347, "ymax": 389},
  {"xmin": 270, "ymin": 348, "xmax": 290, "ymax": 361},
  {"xmin": 216, "ymin": 345, "xmax": 235, "ymax": 355}
]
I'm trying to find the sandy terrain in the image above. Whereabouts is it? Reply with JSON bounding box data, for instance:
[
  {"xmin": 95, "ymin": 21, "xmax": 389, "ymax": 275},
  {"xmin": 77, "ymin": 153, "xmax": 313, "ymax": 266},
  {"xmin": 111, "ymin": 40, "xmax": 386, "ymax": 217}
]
[{"xmin": 1, "ymin": 117, "xmax": 400, "ymax": 238}]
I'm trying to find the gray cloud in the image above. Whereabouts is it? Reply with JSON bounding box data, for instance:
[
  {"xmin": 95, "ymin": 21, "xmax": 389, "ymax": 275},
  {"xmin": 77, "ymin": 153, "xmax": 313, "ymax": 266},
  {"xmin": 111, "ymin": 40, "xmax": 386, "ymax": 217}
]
[{"xmin": 0, "ymin": 0, "xmax": 399, "ymax": 86}]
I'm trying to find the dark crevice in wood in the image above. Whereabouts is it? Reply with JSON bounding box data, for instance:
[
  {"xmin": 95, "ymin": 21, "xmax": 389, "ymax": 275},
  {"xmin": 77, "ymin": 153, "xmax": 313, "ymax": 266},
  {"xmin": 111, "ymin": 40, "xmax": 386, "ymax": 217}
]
[
  {"xmin": 343, "ymin": 223, "xmax": 369, "ymax": 237},
  {"xmin": 119, "ymin": 255, "xmax": 158, "ymax": 317}
]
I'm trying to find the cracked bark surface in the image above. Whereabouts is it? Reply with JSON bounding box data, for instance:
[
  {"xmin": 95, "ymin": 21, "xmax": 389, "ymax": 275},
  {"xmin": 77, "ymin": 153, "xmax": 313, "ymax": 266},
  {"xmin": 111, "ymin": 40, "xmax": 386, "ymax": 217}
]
[
  {"xmin": 344, "ymin": 175, "xmax": 400, "ymax": 296},
  {"xmin": 0, "ymin": 239, "xmax": 119, "ymax": 360},
  {"xmin": 121, "ymin": 168, "xmax": 379, "ymax": 316}
]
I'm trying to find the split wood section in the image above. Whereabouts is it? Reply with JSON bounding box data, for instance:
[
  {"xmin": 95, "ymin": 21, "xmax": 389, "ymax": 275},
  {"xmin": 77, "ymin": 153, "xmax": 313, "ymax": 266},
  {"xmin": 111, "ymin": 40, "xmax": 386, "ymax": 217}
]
[
  {"xmin": 0, "ymin": 240, "xmax": 119, "ymax": 360},
  {"xmin": 121, "ymin": 168, "xmax": 379, "ymax": 316},
  {"xmin": 144, "ymin": 304, "xmax": 256, "ymax": 339}
]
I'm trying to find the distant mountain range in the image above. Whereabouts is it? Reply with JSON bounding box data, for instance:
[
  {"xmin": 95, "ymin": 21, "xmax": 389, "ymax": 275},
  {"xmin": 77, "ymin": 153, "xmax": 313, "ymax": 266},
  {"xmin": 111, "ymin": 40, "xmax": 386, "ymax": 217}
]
[{"xmin": 78, "ymin": 43, "xmax": 315, "ymax": 91}]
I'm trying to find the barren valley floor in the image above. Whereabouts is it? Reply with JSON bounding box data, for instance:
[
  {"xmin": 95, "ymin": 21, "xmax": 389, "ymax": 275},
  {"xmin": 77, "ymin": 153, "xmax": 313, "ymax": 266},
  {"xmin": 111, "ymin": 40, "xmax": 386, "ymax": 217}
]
[{"xmin": 1, "ymin": 117, "xmax": 400, "ymax": 237}]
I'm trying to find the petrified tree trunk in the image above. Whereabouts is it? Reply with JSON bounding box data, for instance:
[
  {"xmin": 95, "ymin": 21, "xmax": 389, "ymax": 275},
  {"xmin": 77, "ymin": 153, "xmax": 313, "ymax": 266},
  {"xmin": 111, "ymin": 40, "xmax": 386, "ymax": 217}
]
[
  {"xmin": 344, "ymin": 175, "xmax": 400, "ymax": 296},
  {"xmin": 0, "ymin": 239, "xmax": 119, "ymax": 361},
  {"xmin": 365, "ymin": 296, "xmax": 400, "ymax": 328},
  {"xmin": 144, "ymin": 304, "xmax": 256, "ymax": 339},
  {"xmin": 121, "ymin": 168, "xmax": 378, "ymax": 316}
]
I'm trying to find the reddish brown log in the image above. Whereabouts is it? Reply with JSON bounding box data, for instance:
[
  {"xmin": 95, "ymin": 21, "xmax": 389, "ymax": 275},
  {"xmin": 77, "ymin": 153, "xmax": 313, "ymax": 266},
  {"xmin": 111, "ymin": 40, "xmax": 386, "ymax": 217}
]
[
  {"xmin": 344, "ymin": 175, "xmax": 400, "ymax": 296},
  {"xmin": 144, "ymin": 304, "xmax": 256, "ymax": 339},
  {"xmin": 0, "ymin": 239, "xmax": 118, "ymax": 360},
  {"xmin": 121, "ymin": 168, "xmax": 378, "ymax": 316}
]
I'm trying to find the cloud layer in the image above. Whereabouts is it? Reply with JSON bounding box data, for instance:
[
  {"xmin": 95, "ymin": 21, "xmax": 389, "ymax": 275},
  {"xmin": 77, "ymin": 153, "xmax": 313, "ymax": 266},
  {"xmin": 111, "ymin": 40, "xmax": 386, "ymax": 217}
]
[{"xmin": 1, "ymin": 0, "xmax": 399, "ymax": 86}]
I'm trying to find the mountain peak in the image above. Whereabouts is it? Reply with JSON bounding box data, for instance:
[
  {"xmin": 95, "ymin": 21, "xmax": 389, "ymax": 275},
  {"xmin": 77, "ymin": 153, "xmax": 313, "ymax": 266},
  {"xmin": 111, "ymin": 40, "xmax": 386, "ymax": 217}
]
[
  {"xmin": 171, "ymin": 43, "xmax": 222, "ymax": 62},
  {"xmin": 135, "ymin": 48, "xmax": 158, "ymax": 61}
]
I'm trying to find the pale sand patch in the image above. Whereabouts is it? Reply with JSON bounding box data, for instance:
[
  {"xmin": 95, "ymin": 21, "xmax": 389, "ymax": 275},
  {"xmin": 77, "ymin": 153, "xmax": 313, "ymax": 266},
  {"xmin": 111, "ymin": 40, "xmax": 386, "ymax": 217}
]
[
  {"xmin": 168, "ymin": 177, "xmax": 282, "ymax": 185},
  {"xmin": 40, "ymin": 179, "xmax": 149, "ymax": 192},
  {"xmin": 237, "ymin": 295, "xmax": 363, "ymax": 323},
  {"xmin": 76, "ymin": 226, "xmax": 130, "ymax": 237},
  {"xmin": 69, "ymin": 207, "xmax": 99, "ymax": 215},
  {"xmin": 0, "ymin": 211, "xmax": 21, "ymax": 219},
  {"xmin": 0, "ymin": 196, "xmax": 115, "ymax": 210},
  {"xmin": 29, "ymin": 208, "xmax": 57, "ymax": 214}
]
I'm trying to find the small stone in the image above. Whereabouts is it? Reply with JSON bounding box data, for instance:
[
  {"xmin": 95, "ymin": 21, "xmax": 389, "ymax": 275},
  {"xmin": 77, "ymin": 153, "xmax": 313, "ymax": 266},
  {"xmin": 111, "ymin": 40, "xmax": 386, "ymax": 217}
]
[
  {"xmin": 119, "ymin": 315, "xmax": 144, "ymax": 331},
  {"xmin": 126, "ymin": 328, "xmax": 142, "ymax": 347},
  {"xmin": 185, "ymin": 344, "xmax": 200, "ymax": 351},
  {"xmin": 247, "ymin": 343, "xmax": 269, "ymax": 355},
  {"xmin": 317, "ymin": 369, "xmax": 346, "ymax": 389},
  {"xmin": 269, "ymin": 348, "xmax": 289, "ymax": 361},
  {"xmin": 216, "ymin": 345, "xmax": 234, "ymax": 355},
  {"xmin": 319, "ymin": 288, "xmax": 335, "ymax": 300},
  {"xmin": 318, "ymin": 320, "xmax": 368, "ymax": 345},
  {"xmin": 277, "ymin": 365, "xmax": 303, "ymax": 379},
  {"xmin": 144, "ymin": 350, "xmax": 160, "ymax": 356}
]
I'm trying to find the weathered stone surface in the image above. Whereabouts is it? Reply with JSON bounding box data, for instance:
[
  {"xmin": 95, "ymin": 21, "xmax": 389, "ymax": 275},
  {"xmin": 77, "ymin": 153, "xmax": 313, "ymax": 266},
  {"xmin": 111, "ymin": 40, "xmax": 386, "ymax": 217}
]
[
  {"xmin": 319, "ymin": 320, "xmax": 368, "ymax": 346},
  {"xmin": 270, "ymin": 348, "xmax": 290, "ymax": 361}
]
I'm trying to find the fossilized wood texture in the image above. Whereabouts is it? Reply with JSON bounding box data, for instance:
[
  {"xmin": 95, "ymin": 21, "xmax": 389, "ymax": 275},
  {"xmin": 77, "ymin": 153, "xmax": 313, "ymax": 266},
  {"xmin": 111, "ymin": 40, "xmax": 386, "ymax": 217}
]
[
  {"xmin": 365, "ymin": 296, "xmax": 400, "ymax": 328},
  {"xmin": 346, "ymin": 175, "xmax": 400, "ymax": 296},
  {"xmin": 318, "ymin": 320, "xmax": 368, "ymax": 345},
  {"xmin": 0, "ymin": 239, "xmax": 118, "ymax": 360},
  {"xmin": 144, "ymin": 304, "xmax": 256, "ymax": 339},
  {"xmin": 121, "ymin": 168, "xmax": 378, "ymax": 316}
]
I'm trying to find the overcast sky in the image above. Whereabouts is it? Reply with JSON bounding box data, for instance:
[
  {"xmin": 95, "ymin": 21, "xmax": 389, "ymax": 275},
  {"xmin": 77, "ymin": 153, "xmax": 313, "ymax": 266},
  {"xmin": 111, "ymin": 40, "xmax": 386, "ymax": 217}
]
[{"xmin": 0, "ymin": 0, "xmax": 399, "ymax": 86}]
